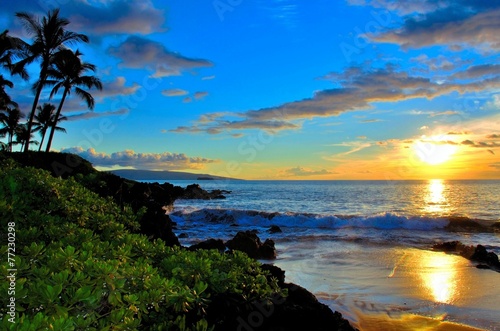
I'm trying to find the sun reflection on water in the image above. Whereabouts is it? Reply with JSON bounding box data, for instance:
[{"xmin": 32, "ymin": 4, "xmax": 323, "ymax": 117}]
[
  {"xmin": 424, "ymin": 179, "xmax": 450, "ymax": 215},
  {"xmin": 419, "ymin": 251, "xmax": 461, "ymax": 304}
]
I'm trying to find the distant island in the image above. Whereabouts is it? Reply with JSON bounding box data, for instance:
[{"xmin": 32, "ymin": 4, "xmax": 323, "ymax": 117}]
[{"xmin": 110, "ymin": 169, "xmax": 241, "ymax": 181}]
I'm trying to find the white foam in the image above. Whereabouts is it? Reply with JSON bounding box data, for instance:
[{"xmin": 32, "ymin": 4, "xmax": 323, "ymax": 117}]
[{"xmin": 171, "ymin": 208, "xmax": 450, "ymax": 231}]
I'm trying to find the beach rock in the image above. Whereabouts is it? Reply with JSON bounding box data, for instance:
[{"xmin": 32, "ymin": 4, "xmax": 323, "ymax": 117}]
[
  {"xmin": 266, "ymin": 283, "xmax": 358, "ymax": 331},
  {"xmin": 433, "ymin": 241, "xmax": 500, "ymax": 272},
  {"xmin": 268, "ymin": 225, "xmax": 282, "ymax": 234},
  {"xmin": 471, "ymin": 245, "xmax": 500, "ymax": 269},
  {"xmin": 259, "ymin": 239, "xmax": 277, "ymax": 259},
  {"xmin": 205, "ymin": 280, "xmax": 358, "ymax": 331},
  {"xmin": 189, "ymin": 239, "xmax": 226, "ymax": 252},
  {"xmin": 182, "ymin": 183, "xmax": 228, "ymax": 200},
  {"xmin": 261, "ymin": 264, "xmax": 285, "ymax": 287},
  {"xmin": 226, "ymin": 231, "xmax": 277, "ymax": 259}
]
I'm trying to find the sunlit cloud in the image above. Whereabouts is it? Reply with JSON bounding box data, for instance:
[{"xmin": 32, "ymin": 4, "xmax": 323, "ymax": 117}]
[
  {"xmin": 60, "ymin": 147, "xmax": 218, "ymax": 170},
  {"xmin": 107, "ymin": 36, "xmax": 213, "ymax": 78},
  {"xmin": 162, "ymin": 89, "xmax": 189, "ymax": 97},
  {"xmin": 410, "ymin": 54, "xmax": 471, "ymax": 72},
  {"xmin": 194, "ymin": 91, "xmax": 209, "ymax": 100},
  {"xmin": 356, "ymin": 0, "xmax": 500, "ymax": 51},
  {"xmin": 279, "ymin": 166, "xmax": 335, "ymax": 177},
  {"xmin": 4, "ymin": 0, "xmax": 166, "ymax": 36},
  {"xmin": 94, "ymin": 77, "xmax": 142, "ymax": 100},
  {"xmin": 69, "ymin": 0, "xmax": 166, "ymax": 35},
  {"xmin": 65, "ymin": 108, "xmax": 129, "ymax": 121},
  {"xmin": 172, "ymin": 65, "xmax": 500, "ymax": 135}
]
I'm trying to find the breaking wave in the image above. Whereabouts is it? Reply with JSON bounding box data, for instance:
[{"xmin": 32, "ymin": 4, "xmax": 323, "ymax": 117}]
[{"xmin": 170, "ymin": 208, "xmax": 495, "ymax": 232}]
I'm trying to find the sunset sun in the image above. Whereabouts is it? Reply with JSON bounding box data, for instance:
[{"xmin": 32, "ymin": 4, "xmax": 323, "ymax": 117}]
[{"xmin": 414, "ymin": 140, "xmax": 458, "ymax": 165}]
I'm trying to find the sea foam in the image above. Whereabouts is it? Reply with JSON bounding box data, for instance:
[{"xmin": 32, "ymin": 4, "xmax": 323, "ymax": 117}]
[{"xmin": 170, "ymin": 208, "xmax": 450, "ymax": 231}]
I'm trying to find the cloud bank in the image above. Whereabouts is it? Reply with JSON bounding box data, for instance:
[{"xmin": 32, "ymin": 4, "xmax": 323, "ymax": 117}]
[
  {"xmin": 171, "ymin": 65, "xmax": 500, "ymax": 135},
  {"xmin": 61, "ymin": 147, "xmax": 218, "ymax": 170}
]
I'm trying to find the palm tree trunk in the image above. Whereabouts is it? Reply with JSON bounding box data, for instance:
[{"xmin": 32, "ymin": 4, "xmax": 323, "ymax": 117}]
[
  {"xmin": 45, "ymin": 88, "xmax": 68, "ymax": 152},
  {"xmin": 38, "ymin": 130, "xmax": 46, "ymax": 152},
  {"xmin": 24, "ymin": 68, "xmax": 47, "ymax": 152}
]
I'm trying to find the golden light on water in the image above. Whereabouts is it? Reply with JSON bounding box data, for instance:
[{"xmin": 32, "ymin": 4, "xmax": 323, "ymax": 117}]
[
  {"xmin": 424, "ymin": 179, "xmax": 450, "ymax": 215},
  {"xmin": 419, "ymin": 251, "xmax": 461, "ymax": 304}
]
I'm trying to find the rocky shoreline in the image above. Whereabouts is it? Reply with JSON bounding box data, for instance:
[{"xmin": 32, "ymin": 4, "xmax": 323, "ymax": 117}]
[
  {"xmin": 433, "ymin": 241, "xmax": 500, "ymax": 272},
  {"xmin": 5, "ymin": 152, "xmax": 358, "ymax": 330}
]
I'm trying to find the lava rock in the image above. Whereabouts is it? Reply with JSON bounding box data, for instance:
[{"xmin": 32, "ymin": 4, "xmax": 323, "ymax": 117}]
[
  {"xmin": 226, "ymin": 231, "xmax": 277, "ymax": 259},
  {"xmin": 182, "ymin": 184, "xmax": 228, "ymax": 200},
  {"xmin": 268, "ymin": 225, "xmax": 282, "ymax": 234},
  {"xmin": 189, "ymin": 239, "xmax": 226, "ymax": 252}
]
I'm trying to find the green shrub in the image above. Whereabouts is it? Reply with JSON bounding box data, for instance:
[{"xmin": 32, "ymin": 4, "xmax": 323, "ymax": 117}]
[{"xmin": 0, "ymin": 162, "xmax": 283, "ymax": 330}]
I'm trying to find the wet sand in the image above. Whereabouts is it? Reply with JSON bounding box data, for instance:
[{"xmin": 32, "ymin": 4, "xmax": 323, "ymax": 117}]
[{"xmin": 274, "ymin": 242, "xmax": 500, "ymax": 331}]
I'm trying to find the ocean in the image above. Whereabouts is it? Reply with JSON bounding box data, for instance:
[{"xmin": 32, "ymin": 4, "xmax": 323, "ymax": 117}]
[{"xmin": 161, "ymin": 179, "xmax": 500, "ymax": 331}]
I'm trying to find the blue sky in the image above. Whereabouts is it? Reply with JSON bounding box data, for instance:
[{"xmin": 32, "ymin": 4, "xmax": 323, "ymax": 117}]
[{"xmin": 2, "ymin": 0, "xmax": 500, "ymax": 179}]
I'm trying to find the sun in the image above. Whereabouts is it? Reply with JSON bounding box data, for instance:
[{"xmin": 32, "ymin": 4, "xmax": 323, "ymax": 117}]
[{"xmin": 413, "ymin": 139, "xmax": 458, "ymax": 165}]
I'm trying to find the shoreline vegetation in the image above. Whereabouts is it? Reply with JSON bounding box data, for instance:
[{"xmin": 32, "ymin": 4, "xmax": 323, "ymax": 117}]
[{"xmin": 0, "ymin": 151, "xmax": 357, "ymax": 330}]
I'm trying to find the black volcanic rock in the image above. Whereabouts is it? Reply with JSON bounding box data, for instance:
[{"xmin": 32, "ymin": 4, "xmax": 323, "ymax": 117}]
[
  {"xmin": 259, "ymin": 239, "xmax": 277, "ymax": 259},
  {"xmin": 261, "ymin": 264, "xmax": 285, "ymax": 287},
  {"xmin": 433, "ymin": 241, "xmax": 500, "ymax": 272},
  {"xmin": 268, "ymin": 225, "xmax": 282, "ymax": 234},
  {"xmin": 189, "ymin": 239, "xmax": 226, "ymax": 252},
  {"xmin": 182, "ymin": 183, "xmax": 229, "ymax": 200},
  {"xmin": 206, "ymin": 265, "xmax": 358, "ymax": 331},
  {"xmin": 226, "ymin": 231, "xmax": 277, "ymax": 259}
]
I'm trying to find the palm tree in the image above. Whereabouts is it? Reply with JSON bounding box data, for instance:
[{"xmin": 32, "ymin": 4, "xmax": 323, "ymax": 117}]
[
  {"xmin": 0, "ymin": 30, "xmax": 28, "ymax": 110},
  {"xmin": 33, "ymin": 103, "xmax": 66, "ymax": 151},
  {"xmin": 44, "ymin": 49, "xmax": 101, "ymax": 152},
  {"xmin": 0, "ymin": 107, "xmax": 23, "ymax": 152},
  {"xmin": 0, "ymin": 75, "xmax": 15, "ymax": 110},
  {"xmin": 15, "ymin": 123, "xmax": 39, "ymax": 151},
  {"xmin": 15, "ymin": 9, "xmax": 89, "ymax": 152}
]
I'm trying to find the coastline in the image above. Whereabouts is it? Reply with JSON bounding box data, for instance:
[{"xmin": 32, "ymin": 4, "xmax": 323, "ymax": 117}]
[{"xmin": 1, "ymin": 152, "xmax": 358, "ymax": 330}]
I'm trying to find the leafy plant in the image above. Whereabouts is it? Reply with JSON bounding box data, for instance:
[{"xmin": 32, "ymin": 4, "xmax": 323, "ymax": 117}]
[{"xmin": 0, "ymin": 159, "xmax": 284, "ymax": 330}]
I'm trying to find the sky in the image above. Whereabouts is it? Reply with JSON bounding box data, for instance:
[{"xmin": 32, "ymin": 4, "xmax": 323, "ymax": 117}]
[{"xmin": 1, "ymin": 0, "xmax": 500, "ymax": 180}]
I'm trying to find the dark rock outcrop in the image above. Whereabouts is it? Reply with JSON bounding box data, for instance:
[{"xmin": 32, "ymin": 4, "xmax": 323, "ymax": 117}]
[
  {"xmin": 189, "ymin": 239, "xmax": 226, "ymax": 252},
  {"xmin": 205, "ymin": 265, "xmax": 358, "ymax": 331},
  {"xmin": 261, "ymin": 264, "xmax": 285, "ymax": 287},
  {"xmin": 268, "ymin": 225, "xmax": 282, "ymax": 234},
  {"xmin": 182, "ymin": 183, "xmax": 229, "ymax": 200},
  {"xmin": 226, "ymin": 231, "xmax": 277, "ymax": 259},
  {"xmin": 433, "ymin": 241, "xmax": 500, "ymax": 272}
]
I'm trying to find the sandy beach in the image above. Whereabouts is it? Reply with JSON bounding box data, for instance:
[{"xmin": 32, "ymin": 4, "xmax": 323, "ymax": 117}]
[{"xmin": 276, "ymin": 243, "xmax": 500, "ymax": 331}]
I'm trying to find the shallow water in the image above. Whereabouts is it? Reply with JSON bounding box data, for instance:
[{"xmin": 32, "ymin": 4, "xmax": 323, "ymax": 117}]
[
  {"xmin": 275, "ymin": 243, "xmax": 500, "ymax": 331},
  {"xmin": 162, "ymin": 179, "xmax": 500, "ymax": 330}
]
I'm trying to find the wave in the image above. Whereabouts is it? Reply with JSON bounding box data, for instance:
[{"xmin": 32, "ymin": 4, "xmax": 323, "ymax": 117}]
[
  {"xmin": 169, "ymin": 208, "xmax": 497, "ymax": 232},
  {"xmin": 170, "ymin": 208, "xmax": 499, "ymax": 232}
]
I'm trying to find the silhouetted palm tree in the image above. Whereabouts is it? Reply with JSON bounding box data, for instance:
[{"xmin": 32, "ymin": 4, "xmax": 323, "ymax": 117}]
[
  {"xmin": 15, "ymin": 123, "xmax": 39, "ymax": 151},
  {"xmin": 0, "ymin": 75, "xmax": 15, "ymax": 110},
  {"xmin": 0, "ymin": 30, "xmax": 28, "ymax": 110},
  {"xmin": 33, "ymin": 103, "xmax": 66, "ymax": 151},
  {"xmin": 44, "ymin": 49, "xmax": 101, "ymax": 152},
  {"xmin": 0, "ymin": 107, "xmax": 23, "ymax": 152},
  {"xmin": 15, "ymin": 9, "xmax": 89, "ymax": 152}
]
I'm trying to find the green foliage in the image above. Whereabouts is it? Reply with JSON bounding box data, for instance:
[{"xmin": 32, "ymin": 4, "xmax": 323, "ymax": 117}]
[{"xmin": 0, "ymin": 161, "xmax": 284, "ymax": 330}]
